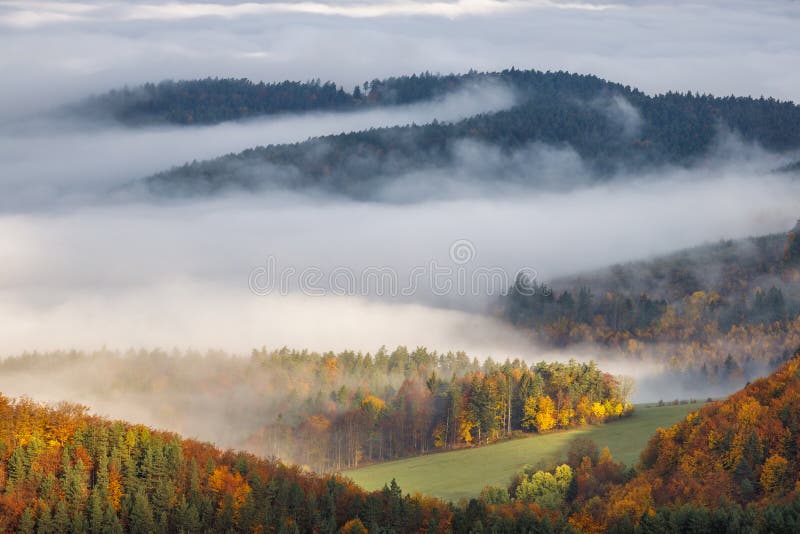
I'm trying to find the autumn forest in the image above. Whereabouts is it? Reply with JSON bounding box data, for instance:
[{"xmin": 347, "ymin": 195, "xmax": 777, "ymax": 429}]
[{"xmin": 4, "ymin": 1, "xmax": 800, "ymax": 531}]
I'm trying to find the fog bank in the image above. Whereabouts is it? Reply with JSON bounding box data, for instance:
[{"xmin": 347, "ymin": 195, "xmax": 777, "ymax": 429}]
[
  {"xmin": 1, "ymin": 170, "xmax": 798, "ymax": 355},
  {"xmin": 0, "ymin": 81, "xmax": 515, "ymax": 211}
]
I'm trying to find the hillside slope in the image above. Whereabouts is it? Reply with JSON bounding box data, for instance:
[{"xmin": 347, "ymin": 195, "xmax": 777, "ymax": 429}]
[
  {"xmin": 502, "ymin": 223, "xmax": 800, "ymax": 395},
  {"xmin": 505, "ymin": 227, "xmax": 800, "ymax": 334},
  {"xmin": 136, "ymin": 69, "xmax": 800, "ymax": 198},
  {"xmin": 72, "ymin": 72, "xmax": 486, "ymax": 126},
  {"xmin": 0, "ymin": 392, "xmax": 456, "ymax": 533},
  {"xmin": 0, "ymin": 391, "xmax": 627, "ymax": 533},
  {"xmin": 639, "ymin": 355, "xmax": 800, "ymax": 506},
  {"xmin": 2, "ymin": 358, "xmax": 800, "ymax": 532},
  {"xmin": 569, "ymin": 351, "xmax": 800, "ymax": 532},
  {"xmin": 0, "ymin": 349, "xmax": 632, "ymax": 475}
]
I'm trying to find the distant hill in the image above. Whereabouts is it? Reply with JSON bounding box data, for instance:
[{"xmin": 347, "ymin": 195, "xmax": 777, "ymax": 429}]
[
  {"xmin": 130, "ymin": 68, "xmax": 800, "ymax": 198},
  {"xmin": 72, "ymin": 72, "xmax": 481, "ymax": 126},
  {"xmin": 501, "ymin": 223, "xmax": 800, "ymax": 393},
  {"xmin": 783, "ymin": 220, "xmax": 800, "ymax": 276},
  {"xmin": 504, "ymin": 224, "xmax": 800, "ymax": 340},
  {"xmin": 776, "ymin": 159, "xmax": 800, "ymax": 175}
]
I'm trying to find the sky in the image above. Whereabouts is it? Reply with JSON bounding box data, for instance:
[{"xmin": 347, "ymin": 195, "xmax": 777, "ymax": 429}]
[
  {"xmin": 1, "ymin": 1, "xmax": 800, "ymax": 121},
  {"xmin": 0, "ymin": 0, "xmax": 799, "ymax": 406}
]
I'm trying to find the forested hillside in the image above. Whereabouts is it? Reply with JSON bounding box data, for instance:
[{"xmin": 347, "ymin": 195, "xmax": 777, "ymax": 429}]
[
  {"xmin": 0, "ymin": 392, "xmax": 530, "ymax": 533},
  {"xmin": 567, "ymin": 352, "xmax": 800, "ymax": 532},
  {"xmin": 451, "ymin": 352, "xmax": 800, "ymax": 532},
  {"xmin": 136, "ymin": 69, "xmax": 800, "ymax": 198},
  {"xmin": 0, "ymin": 349, "xmax": 631, "ymax": 474},
  {"xmin": 3, "ymin": 355, "xmax": 800, "ymax": 533},
  {"xmin": 502, "ymin": 223, "xmax": 800, "ymax": 388},
  {"xmin": 505, "ymin": 228, "xmax": 799, "ymax": 336},
  {"xmin": 73, "ymin": 72, "xmax": 480, "ymax": 125}
]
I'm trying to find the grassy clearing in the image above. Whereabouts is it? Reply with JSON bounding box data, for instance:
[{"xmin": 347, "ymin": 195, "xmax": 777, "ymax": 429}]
[{"xmin": 341, "ymin": 402, "xmax": 700, "ymax": 502}]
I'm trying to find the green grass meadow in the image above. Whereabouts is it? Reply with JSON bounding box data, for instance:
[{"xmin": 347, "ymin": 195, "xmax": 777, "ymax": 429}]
[{"xmin": 341, "ymin": 402, "xmax": 700, "ymax": 502}]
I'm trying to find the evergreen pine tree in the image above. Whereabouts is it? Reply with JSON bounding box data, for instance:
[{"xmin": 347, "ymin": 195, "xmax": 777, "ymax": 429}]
[
  {"xmin": 52, "ymin": 500, "xmax": 70, "ymax": 533},
  {"xmin": 101, "ymin": 502, "xmax": 123, "ymax": 534},
  {"xmin": 18, "ymin": 507, "xmax": 36, "ymax": 534},
  {"xmin": 129, "ymin": 490, "xmax": 156, "ymax": 534},
  {"xmin": 7, "ymin": 446, "xmax": 29, "ymax": 489},
  {"xmin": 88, "ymin": 486, "xmax": 105, "ymax": 534},
  {"xmin": 36, "ymin": 502, "xmax": 54, "ymax": 534}
]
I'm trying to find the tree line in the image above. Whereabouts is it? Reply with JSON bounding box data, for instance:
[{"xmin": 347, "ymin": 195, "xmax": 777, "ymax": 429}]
[
  {"xmin": 0, "ymin": 348, "xmax": 631, "ymax": 474},
  {"xmin": 253, "ymin": 356, "xmax": 632, "ymax": 471},
  {"xmin": 75, "ymin": 72, "xmax": 477, "ymax": 126}
]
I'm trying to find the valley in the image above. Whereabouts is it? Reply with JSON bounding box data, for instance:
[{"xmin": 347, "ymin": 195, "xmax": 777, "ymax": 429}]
[{"xmin": 343, "ymin": 402, "xmax": 698, "ymax": 501}]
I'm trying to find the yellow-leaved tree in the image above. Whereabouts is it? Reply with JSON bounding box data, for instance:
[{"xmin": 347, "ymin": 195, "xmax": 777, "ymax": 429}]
[
  {"xmin": 760, "ymin": 454, "xmax": 790, "ymax": 494},
  {"xmin": 535, "ymin": 396, "xmax": 557, "ymax": 432}
]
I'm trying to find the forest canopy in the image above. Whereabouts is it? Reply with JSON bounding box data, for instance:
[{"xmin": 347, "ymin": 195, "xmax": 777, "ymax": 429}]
[
  {"xmin": 125, "ymin": 69, "xmax": 800, "ymax": 199},
  {"xmin": 73, "ymin": 72, "xmax": 478, "ymax": 126},
  {"xmin": 2, "ymin": 352, "xmax": 800, "ymax": 533},
  {"xmin": 0, "ymin": 348, "xmax": 631, "ymax": 474},
  {"xmin": 501, "ymin": 223, "xmax": 800, "ymax": 392}
]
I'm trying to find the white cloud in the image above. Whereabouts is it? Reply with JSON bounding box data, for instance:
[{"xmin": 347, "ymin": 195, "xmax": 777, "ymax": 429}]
[
  {"xmin": 0, "ymin": 164, "xmax": 797, "ymax": 355},
  {"xmin": 0, "ymin": 0, "xmax": 621, "ymax": 29},
  {"xmin": 0, "ymin": 81, "xmax": 515, "ymax": 210},
  {"xmin": 1, "ymin": 1, "xmax": 799, "ymax": 120}
]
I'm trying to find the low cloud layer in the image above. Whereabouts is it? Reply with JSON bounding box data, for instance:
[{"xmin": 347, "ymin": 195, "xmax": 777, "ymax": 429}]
[
  {"xmin": 1, "ymin": 166, "xmax": 797, "ymax": 355},
  {"xmin": 0, "ymin": 81, "xmax": 515, "ymax": 211}
]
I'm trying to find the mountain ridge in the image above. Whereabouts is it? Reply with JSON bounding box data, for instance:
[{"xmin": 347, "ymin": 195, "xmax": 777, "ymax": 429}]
[{"xmin": 118, "ymin": 69, "xmax": 800, "ymax": 199}]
